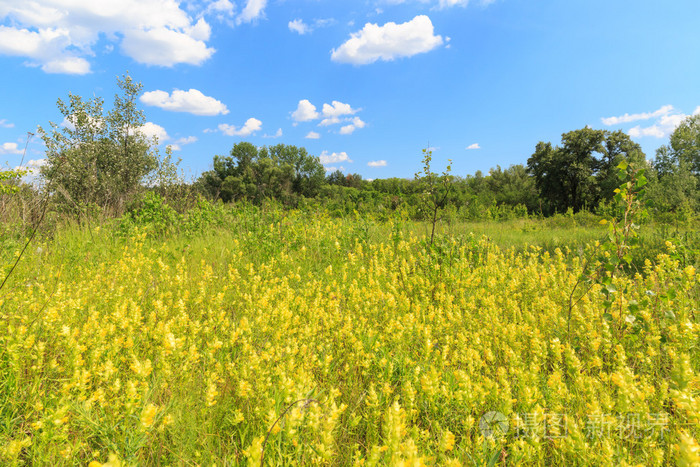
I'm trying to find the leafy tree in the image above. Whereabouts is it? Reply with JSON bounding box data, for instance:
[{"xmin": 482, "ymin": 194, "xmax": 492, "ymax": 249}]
[
  {"xmin": 415, "ymin": 148, "xmax": 453, "ymax": 246},
  {"xmin": 38, "ymin": 74, "xmax": 157, "ymax": 213},
  {"xmin": 486, "ymin": 164, "xmax": 539, "ymax": 212},
  {"xmin": 596, "ymin": 130, "xmax": 647, "ymax": 201},
  {"xmin": 528, "ymin": 128, "xmax": 646, "ymax": 213},
  {"xmin": 326, "ymin": 170, "xmax": 364, "ymax": 189},
  {"xmin": 264, "ymin": 143, "xmax": 325, "ymax": 198},
  {"xmin": 198, "ymin": 142, "xmax": 325, "ymax": 203},
  {"xmin": 658, "ymin": 114, "xmax": 700, "ymax": 176},
  {"xmin": 650, "ymin": 114, "xmax": 700, "ymax": 211}
]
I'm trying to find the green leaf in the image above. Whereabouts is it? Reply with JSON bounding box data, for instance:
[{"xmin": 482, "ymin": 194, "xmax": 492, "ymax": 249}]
[
  {"xmin": 617, "ymin": 161, "xmax": 628, "ymax": 171},
  {"xmin": 603, "ymin": 312, "xmax": 613, "ymax": 320},
  {"xmin": 625, "ymin": 314, "xmax": 636, "ymax": 324}
]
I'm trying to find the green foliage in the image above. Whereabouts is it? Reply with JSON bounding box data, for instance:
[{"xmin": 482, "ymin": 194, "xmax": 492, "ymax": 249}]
[
  {"xmin": 197, "ymin": 142, "xmax": 325, "ymax": 204},
  {"xmin": 414, "ymin": 148, "xmax": 453, "ymax": 246},
  {"xmin": 0, "ymin": 168, "xmax": 26, "ymax": 195},
  {"xmin": 568, "ymin": 161, "xmax": 650, "ymax": 338},
  {"xmin": 660, "ymin": 114, "xmax": 700, "ymax": 177},
  {"xmin": 651, "ymin": 115, "xmax": 700, "ymax": 212},
  {"xmin": 38, "ymin": 73, "xmax": 157, "ymax": 214},
  {"xmin": 528, "ymin": 128, "xmax": 646, "ymax": 214}
]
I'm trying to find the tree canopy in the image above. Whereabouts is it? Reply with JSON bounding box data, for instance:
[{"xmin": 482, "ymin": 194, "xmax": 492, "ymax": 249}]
[
  {"xmin": 38, "ymin": 74, "xmax": 157, "ymax": 213},
  {"xmin": 527, "ymin": 128, "xmax": 646, "ymax": 214},
  {"xmin": 197, "ymin": 142, "xmax": 325, "ymax": 204}
]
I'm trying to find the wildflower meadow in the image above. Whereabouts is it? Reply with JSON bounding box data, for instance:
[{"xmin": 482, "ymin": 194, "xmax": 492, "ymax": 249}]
[{"xmin": 0, "ymin": 203, "xmax": 698, "ymax": 465}]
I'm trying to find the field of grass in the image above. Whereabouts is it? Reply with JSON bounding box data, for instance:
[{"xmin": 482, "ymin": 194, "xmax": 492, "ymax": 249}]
[{"xmin": 0, "ymin": 207, "xmax": 699, "ymax": 465}]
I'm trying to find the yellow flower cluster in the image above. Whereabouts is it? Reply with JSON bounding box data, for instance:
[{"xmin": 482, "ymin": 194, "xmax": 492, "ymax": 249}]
[{"xmin": 0, "ymin": 214, "xmax": 698, "ymax": 465}]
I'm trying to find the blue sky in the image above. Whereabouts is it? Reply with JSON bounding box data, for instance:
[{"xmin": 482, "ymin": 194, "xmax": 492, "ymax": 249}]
[{"xmin": 1, "ymin": 0, "xmax": 699, "ymax": 181}]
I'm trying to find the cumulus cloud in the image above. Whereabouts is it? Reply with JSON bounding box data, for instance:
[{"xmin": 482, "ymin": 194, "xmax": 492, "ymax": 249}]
[
  {"xmin": 140, "ymin": 89, "xmax": 228, "ymax": 116},
  {"xmin": 331, "ymin": 15, "xmax": 444, "ymax": 65},
  {"xmin": 368, "ymin": 160, "xmax": 387, "ymax": 167},
  {"xmin": 466, "ymin": 143, "xmax": 480, "ymax": 149},
  {"xmin": 237, "ymin": 0, "xmax": 267, "ymax": 24},
  {"xmin": 264, "ymin": 128, "xmax": 283, "ymax": 138},
  {"xmin": 218, "ymin": 118, "xmax": 262, "ymax": 137},
  {"xmin": 0, "ymin": 119, "xmax": 14, "ymax": 128},
  {"xmin": 291, "ymin": 99, "xmax": 319, "ymax": 122},
  {"xmin": 603, "ymin": 105, "xmax": 698, "ymax": 139},
  {"xmin": 320, "ymin": 101, "xmax": 360, "ymax": 126},
  {"xmin": 319, "ymin": 151, "xmax": 352, "ymax": 165},
  {"xmin": 121, "ymin": 24, "xmax": 214, "ymax": 67},
  {"xmin": 601, "ymin": 105, "xmax": 674, "ymax": 126},
  {"xmin": 288, "ymin": 19, "xmax": 310, "ymax": 35},
  {"xmin": 168, "ymin": 135, "xmax": 198, "ymax": 151},
  {"xmin": 305, "ymin": 131, "xmax": 320, "ymax": 139},
  {"xmin": 0, "ymin": 142, "xmax": 23, "ymax": 155},
  {"xmin": 138, "ymin": 122, "xmax": 169, "ymax": 142},
  {"xmin": 205, "ymin": 0, "xmax": 235, "ymax": 18},
  {"xmin": 339, "ymin": 117, "xmax": 366, "ymax": 135},
  {"xmin": 0, "ymin": 1, "xmax": 217, "ymax": 73},
  {"xmin": 322, "ymin": 101, "xmax": 359, "ymax": 118},
  {"xmin": 628, "ymin": 113, "xmax": 687, "ymax": 139},
  {"xmin": 293, "ymin": 99, "xmax": 366, "ymax": 133}
]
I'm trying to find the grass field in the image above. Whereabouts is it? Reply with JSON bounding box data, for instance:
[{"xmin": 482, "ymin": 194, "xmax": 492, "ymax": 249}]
[{"xmin": 1, "ymin": 207, "xmax": 699, "ymax": 465}]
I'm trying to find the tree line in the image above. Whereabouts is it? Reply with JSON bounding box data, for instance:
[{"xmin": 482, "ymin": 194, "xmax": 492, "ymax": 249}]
[{"xmin": 2, "ymin": 75, "xmax": 699, "ymax": 222}]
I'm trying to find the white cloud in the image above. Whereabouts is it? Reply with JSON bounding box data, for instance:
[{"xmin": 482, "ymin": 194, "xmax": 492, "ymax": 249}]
[
  {"xmin": 288, "ymin": 18, "xmax": 335, "ymax": 35},
  {"xmin": 0, "ymin": 1, "xmax": 217, "ymax": 73},
  {"xmin": 368, "ymin": 160, "xmax": 387, "ymax": 167},
  {"xmin": 12, "ymin": 158, "xmax": 47, "ymax": 185},
  {"xmin": 438, "ymin": 0, "xmax": 469, "ymax": 7},
  {"xmin": 288, "ymin": 19, "xmax": 309, "ymax": 35},
  {"xmin": 237, "ymin": 0, "xmax": 267, "ymax": 24},
  {"xmin": 601, "ymin": 105, "xmax": 674, "ymax": 126},
  {"xmin": 602, "ymin": 105, "xmax": 697, "ymax": 139},
  {"xmin": 167, "ymin": 135, "xmax": 197, "ymax": 151},
  {"xmin": 291, "ymin": 99, "xmax": 319, "ymax": 122},
  {"xmin": 322, "ymin": 101, "xmax": 359, "ymax": 118},
  {"xmin": 294, "ymin": 99, "xmax": 365, "ymax": 130},
  {"xmin": 384, "ymin": 0, "xmax": 495, "ymax": 7},
  {"xmin": 264, "ymin": 128, "xmax": 283, "ymax": 138},
  {"xmin": 121, "ymin": 24, "xmax": 214, "ymax": 67},
  {"xmin": 140, "ymin": 88, "xmax": 228, "ymax": 116},
  {"xmin": 694, "ymin": 106, "xmax": 700, "ymax": 116},
  {"xmin": 0, "ymin": 25, "xmax": 91, "ymax": 74},
  {"xmin": 0, "ymin": 142, "xmax": 23, "ymax": 155},
  {"xmin": 175, "ymin": 136, "xmax": 198, "ymax": 145},
  {"xmin": 0, "ymin": 119, "xmax": 14, "ymax": 128},
  {"xmin": 138, "ymin": 122, "xmax": 169, "ymax": 142},
  {"xmin": 205, "ymin": 0, "xmax": 235, "ymax": 16},
  {"xmin": 466, "ymin": 143, "xmax": 480, "ymax": 149},
  {"xmin": 628, "ymin": 113, "xmax": 687, "ymax": 139},
  {"xmin": 14, "ymin": 158, "xmax": 46, "ymax": 174},
  {"xmin": 305, "ymin": 131, "xmax": 320, "ymax": 139},
  {"xmin": 339, "ymin": 117, "xmax": 366, "ymax": 135},
  {"xmin": 331, "ymin": 15, "xmax": 444, "ymax": 65},
  {"xmin": 319, "ymin": 151, "xmax": 352, "ymax": 165},
  {"xmin": 319, "ymin": 116, "xmax": 340, "ymax": 127},
  {"xmin": 218, "ymin": 118, "xmax": 262, "ymax": 137}
]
